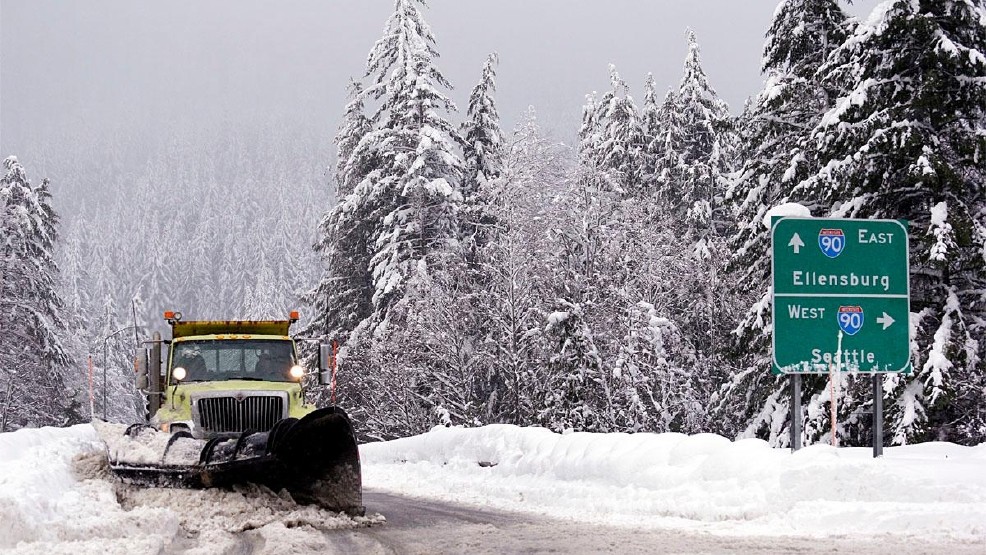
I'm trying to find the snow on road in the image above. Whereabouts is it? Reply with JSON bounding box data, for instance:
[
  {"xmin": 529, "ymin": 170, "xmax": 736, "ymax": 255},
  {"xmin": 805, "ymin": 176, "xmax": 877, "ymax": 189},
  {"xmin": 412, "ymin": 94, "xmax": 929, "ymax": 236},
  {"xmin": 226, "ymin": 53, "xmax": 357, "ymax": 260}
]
[{"xmin": 1, "ymin": 423, "xmax": 984, "ymax": 553}]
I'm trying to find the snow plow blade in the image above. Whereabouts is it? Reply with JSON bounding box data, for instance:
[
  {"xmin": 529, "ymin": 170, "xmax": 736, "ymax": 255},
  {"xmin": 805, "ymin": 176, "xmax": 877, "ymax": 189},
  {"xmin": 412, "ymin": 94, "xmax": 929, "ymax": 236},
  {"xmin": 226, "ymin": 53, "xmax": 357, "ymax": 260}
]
[{"xmin": 106, "ymin": 407, "xmax": 363, "ymax": 516}]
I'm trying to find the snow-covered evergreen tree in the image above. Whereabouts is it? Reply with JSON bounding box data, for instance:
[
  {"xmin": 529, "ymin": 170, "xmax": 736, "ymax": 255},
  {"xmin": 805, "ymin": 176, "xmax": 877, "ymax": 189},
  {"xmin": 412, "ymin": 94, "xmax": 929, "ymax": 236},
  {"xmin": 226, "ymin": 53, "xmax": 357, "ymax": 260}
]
[
  {"xmin": 0, "ymin": 156, "xmax": 79, "ymax": 430},
  {"xmin": 305, "ymin": 81, "xmax": 377, "ymax": 346},
  {"xmin": 672, "ymin": 29, "xmax": 737, "ymax": 234},
  {"xmin": 356, "ymin": 0, "xmax": 464, "ymax": 327},
  {"xmin": 719, "ymin": 0, "xmax": 851, "ymax": 444},
  {"xmin": 460, "ymin": 52, "xmax": 505, "ymax": 259},
  {"xmin": 791, "ymin": 0, "xmax": 986, "ymax": 444},
  {"xmin": 307, "ymin": 0, "xmax": 468, "ymax": 436},
  {"xmin": 598, "ymin": 65, "xmax": 646, "ymax": 194},
  {"xmin": 577, "ymin": 65, "xmax": 645, "ymax": 196},
  {"xmin": 647, "ymin": 89, "xmax": 689, "ymax": 215},
  {"xmin": 462, "ymin": 52, "xmax": 504, "ymax": 197},
  {"xmin": 541, "ymin": 166, "xmax": 616, "ymax": 432},
  {"xmin": 578, "ymin": 91, "xmax": 602, "ymax": 166},
  {"xmin": 334, "ymin": 79, "xmax": 375, "ymax": 198},
  {"xmin": 645, "ymin": 31, "xmax": 738, "ymax": 431},
  {"xmin": 639, "ymin": 73, "xmax": 663, "ymax": 191},
  {"xmin": 243, "ymin": 252, "xmax": 282, "ymax": 319},
  {"xmin": 729, "ymin": 0, "xmax": 850, "ymax": 268}
]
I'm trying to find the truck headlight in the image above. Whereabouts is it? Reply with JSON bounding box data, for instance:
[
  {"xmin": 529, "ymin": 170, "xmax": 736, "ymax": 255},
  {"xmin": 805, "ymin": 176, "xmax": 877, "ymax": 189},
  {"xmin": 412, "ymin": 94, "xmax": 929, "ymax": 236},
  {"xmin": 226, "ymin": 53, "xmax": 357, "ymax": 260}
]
[
  {"xmin": 289, "ymin": 365, "xmax": 305, "ymax": 380},
  {"xmin": 173, "ymin": 367, "xmax": 187, "ymax": 381}
]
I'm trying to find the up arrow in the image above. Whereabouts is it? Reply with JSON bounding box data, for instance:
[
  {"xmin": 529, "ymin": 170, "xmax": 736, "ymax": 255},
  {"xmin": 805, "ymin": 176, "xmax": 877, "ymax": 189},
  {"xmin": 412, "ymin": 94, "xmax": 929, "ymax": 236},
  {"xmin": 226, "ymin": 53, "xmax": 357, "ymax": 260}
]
[
  {"xmin": 788, "ymin": 233, "xmax": 805, "ymax": 254},
  {"xmin": 876, "ymin": 312, "xmax": 895, "ymax": 330}
]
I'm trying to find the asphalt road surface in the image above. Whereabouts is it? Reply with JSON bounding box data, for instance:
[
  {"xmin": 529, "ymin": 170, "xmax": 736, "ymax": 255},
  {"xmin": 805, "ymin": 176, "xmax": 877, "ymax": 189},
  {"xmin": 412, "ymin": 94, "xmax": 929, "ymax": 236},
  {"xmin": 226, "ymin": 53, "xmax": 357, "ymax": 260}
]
[{"xmin": 308, "ymin": 490, "xmax": 986, "ymax": 555}]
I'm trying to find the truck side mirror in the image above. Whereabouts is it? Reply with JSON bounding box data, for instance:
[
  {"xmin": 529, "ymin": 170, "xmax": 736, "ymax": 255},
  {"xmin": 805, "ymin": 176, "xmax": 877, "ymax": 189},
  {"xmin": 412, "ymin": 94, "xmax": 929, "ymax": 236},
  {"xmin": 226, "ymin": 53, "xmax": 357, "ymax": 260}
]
[
  {"xmin": 318, "ymin": 343, "xmax": 332, "ymax": 386},
  {"xmin": 135, "ymin": 347, "xmax": 150, "ymax": 390}
]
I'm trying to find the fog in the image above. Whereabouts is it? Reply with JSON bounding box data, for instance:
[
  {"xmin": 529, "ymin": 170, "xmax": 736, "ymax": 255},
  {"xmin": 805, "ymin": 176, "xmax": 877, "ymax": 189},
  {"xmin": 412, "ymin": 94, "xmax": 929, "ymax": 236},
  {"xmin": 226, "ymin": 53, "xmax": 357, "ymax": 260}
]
[
  {"xmin": 0, "ymin": 0, "xmax": 882, "ymax": 324},
  {"xmin": 3, "ymin": 0, "xmax": 881, "ymax": 175}
]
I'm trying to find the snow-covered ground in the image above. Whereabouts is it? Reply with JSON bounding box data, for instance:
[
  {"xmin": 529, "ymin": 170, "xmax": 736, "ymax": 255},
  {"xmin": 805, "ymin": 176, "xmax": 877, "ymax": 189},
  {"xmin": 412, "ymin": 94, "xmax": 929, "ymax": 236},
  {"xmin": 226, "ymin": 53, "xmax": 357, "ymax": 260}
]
[
  {"xmin": 1, "ymin": 423, "xmax": 984, "ymax": 553},
  {"xmin": 0, "ymin": 425, "xmax": 379, "ymax": 554},
  {"xmin": 362, "ymin": 425, "xmax": 986, "ymax": 539}
]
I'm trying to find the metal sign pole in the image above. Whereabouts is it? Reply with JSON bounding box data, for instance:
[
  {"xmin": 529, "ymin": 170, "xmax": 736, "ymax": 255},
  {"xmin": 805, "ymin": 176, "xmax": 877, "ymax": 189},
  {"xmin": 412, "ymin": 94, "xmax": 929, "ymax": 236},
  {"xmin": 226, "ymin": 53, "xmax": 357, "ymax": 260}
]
[
  {"xmin": 88, "ymin": 355, "xmax": 95, "ymax": 419},
  {"xmin": 791, "ymin": 374, "xmax": 802, "ymax": 451},
  {"xmin": 102, "ymin": 338, "xmax": 108, "ymax": 420},
  {"xmin": 331, "ymin": 340, "xmax": 338, "ymax": 406},
  {"xmin": 873, "ymin": 374, "xmax": 884, "ymax": 457}
]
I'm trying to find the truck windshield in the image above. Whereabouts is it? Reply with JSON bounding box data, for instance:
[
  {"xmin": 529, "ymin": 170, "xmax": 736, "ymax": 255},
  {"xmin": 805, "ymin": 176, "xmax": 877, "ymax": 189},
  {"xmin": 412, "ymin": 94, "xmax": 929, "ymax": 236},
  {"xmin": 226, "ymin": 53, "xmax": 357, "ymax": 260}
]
[{"xmin": 170, "ymin": 339, "xmax": 296, "ymax": 383}]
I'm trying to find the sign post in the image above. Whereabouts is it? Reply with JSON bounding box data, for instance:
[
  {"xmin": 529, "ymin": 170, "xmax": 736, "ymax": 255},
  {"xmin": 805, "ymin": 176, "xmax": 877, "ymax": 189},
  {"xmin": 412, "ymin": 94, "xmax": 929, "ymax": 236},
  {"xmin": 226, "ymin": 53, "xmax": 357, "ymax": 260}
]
[
  {"xmin": 873, "ymin": 375, "xmax": 884, "ymax": 457},
  {"xmin": 790, "ymin": 374, "xmax": 801, "ymax": 451},
  {"xmin": 771, "ymin": 217, "xmax": 910, "ymax": 455}
]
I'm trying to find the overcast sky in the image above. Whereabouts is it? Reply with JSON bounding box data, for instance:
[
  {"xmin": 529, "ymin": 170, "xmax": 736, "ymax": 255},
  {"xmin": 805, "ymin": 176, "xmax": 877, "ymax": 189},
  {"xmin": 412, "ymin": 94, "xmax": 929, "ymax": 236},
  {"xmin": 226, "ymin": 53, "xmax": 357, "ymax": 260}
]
[{"xmin": 1, "ymin": 0, "xmax": 881, "ymax": 163}]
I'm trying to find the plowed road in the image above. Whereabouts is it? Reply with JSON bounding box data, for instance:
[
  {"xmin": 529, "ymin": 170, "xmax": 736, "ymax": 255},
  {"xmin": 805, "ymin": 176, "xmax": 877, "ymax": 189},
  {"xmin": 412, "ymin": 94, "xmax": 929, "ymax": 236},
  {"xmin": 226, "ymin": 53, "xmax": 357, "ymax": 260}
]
[{"xmin": 307, "ymin": 490, "xmax": 985, "ymax": 555}]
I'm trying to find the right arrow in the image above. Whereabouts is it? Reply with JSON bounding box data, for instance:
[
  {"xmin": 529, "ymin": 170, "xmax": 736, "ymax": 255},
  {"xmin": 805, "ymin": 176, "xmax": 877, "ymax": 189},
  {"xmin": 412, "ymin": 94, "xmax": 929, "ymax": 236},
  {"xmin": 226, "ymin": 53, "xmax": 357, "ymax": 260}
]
[
  {"xmin": 876, "ymin": 312, "xmax": 895, "ymax": 330},
  {"xmin": 788, "ymin": 233, "xmax": 805, "ymax": 254}
]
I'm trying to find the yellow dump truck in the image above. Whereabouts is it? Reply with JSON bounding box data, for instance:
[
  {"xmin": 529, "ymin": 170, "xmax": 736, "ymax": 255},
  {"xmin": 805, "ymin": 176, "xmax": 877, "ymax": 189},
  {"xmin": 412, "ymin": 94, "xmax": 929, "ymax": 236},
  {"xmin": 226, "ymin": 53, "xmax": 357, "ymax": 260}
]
[{"xmin": 107, "ymin": 311, "xmax": 362, "ymax": 515}]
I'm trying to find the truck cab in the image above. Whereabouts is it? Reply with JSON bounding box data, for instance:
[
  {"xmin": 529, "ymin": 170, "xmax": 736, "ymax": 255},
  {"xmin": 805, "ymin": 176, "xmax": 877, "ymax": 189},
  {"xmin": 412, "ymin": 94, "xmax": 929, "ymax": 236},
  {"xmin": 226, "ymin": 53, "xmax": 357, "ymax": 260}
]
[{"xmin": 148, "ymin": 312, "xmax": 318, "ymax": 439}]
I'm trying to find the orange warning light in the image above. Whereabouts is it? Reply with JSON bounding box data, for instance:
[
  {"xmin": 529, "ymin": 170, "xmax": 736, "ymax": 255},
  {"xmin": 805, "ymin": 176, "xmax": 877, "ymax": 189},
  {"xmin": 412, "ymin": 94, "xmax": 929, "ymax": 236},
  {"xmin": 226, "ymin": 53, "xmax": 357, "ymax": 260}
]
[
  {"xmin": 164, "ymin": 311, "xmax": 175, "ymax": 319},
  {"xmin": 289, "ymin": 310, "xmax": 300, "ymax": 321}
]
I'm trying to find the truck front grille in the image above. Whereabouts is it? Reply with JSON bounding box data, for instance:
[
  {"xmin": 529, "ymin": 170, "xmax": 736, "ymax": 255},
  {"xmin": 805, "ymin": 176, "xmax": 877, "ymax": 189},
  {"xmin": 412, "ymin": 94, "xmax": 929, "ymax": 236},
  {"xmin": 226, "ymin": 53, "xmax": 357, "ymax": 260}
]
[{"xmin": 196, "ymin": 395, "xmax": 284, "ymax": 434}]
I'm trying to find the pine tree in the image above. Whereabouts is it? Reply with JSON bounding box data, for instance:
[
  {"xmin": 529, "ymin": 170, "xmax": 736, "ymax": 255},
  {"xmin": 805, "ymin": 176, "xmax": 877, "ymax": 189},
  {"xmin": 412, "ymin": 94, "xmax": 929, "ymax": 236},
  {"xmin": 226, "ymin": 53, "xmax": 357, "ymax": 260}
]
[
  {"xmin": 358, "ymin": 0, "xmax": 464, "ymax": 328},
  {"xmin": 335, "ymin": 79, "xmax": 375, "ymax": 198},
  {"xmin": 599, "ymin": 65, "xmax": 646, "ymax": 195},
  {"xmin": 639, "ymin": 73, "xmax": 663, "ymax": 191},
  {"xmin": 790, "ymin": 0, "xmax": 986, "ymax": 444},
  {"xmin": 305, "ymin": 79, "xmax": 380, "ymax": 348},
  {"xmin": 540, "ymin": 164, "xmax": 615, "ymax": 432},
  {"xmin": 461, "ymin": 52, "xmax": 505, "ymax": 258},
  {"xmin": 308, "ymin": 0, "xmax": 467, "ymax": 436},
  {"xmin": 452, "ymin": 51, "xmax": 508, "ymax": 425},
  {"xmin": 577, "ymin": 65, "xmax": 645, "ymax": 196},
  {"xmin": 649, "ymin": 31, "xmax": 737, "ymax": 433},
  {"xmin": 650, "ymin": 89, "xmax": 688, "ymax": 211},
  {"xmin": 673, "ymin": 29, "xmax": 736, "ymax": 235},
  {"xmin": 729, "ymin": 0, "xmax": 849, "ymax": 270},
  {"xmin": 243, "ymin": 252, "xmax": 282, "ymax": 319},
  {"xmin": 462, "ymin": 52, "xmax": 504, "ymax": 197},
  {"xmin": 719, "ymin": 0, "xmax": 851, "ymax": 444},
  {"xmin": 0, "ymin": 156, "xmax": 78, "ymax": 430},
  {"xmin": 578, "ymin": 91, "xmax": 602, "ymax": 166}
]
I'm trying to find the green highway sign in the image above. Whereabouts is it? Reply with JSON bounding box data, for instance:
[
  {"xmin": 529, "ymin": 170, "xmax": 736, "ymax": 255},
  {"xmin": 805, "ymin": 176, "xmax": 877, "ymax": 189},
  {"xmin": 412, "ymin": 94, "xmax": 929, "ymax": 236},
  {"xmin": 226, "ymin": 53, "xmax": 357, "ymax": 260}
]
[{"xmin": 771, "ymin": 217, "xmax": 911, "ymax": 375}]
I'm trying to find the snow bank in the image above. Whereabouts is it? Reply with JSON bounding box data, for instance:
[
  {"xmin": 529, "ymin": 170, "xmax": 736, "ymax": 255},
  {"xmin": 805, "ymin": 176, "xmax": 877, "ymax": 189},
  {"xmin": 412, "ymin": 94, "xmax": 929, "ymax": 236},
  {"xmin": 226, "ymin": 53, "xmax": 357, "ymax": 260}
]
[
  {"xmin": 362, "ymin": 425, "xmax": 986, "ymax": 540},
  {"xmin": 0, "ymin": 424, "xmax": 179, "ymax": 553},
  {"xmin": 0, "ymin": 424, "xmax": 377, "ymax": 554}
]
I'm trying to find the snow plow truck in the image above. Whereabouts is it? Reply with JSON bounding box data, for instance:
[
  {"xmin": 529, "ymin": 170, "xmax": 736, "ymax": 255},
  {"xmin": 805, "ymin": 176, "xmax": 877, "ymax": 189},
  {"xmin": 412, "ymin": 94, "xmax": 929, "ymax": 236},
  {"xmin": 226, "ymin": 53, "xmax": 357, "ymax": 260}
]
[{"xmin": 104, "ymin": 311, "xmax": 363, "ymax": 515}]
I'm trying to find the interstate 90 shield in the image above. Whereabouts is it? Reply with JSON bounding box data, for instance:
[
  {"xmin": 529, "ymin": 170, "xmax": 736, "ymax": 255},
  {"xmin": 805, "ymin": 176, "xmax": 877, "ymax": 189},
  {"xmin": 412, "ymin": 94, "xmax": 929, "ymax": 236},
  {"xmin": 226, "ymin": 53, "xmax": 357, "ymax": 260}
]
[
  {"xmin": 818, "ymin": 228, "xmax": 846, "ymax": 258},
  {"xmin": 837, "ymin": 305, "xmax": 864, "ymax": 336}
]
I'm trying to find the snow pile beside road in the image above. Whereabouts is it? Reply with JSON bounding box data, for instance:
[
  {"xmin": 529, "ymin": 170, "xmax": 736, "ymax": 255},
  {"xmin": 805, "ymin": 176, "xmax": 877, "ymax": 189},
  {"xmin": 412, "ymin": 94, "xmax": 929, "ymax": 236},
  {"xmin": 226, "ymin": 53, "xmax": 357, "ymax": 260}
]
[
  {"xmin": 362, "ymin": 425, "xmax": 986, "ymax": 540},
  {"xmin": 0, "ymin": 424, "xmax": 377, "ymax": 554},
  {"xmin": 0, "ymin": 424, "xmax": 179, "ymax": 553}
]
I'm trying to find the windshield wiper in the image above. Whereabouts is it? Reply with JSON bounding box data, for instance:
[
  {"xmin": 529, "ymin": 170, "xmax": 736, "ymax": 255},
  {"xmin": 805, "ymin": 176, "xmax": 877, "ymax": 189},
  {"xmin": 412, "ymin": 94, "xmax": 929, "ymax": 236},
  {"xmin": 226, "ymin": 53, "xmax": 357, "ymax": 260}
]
[{"xmin": 229, "ymin": 376, "xmax": 264, "ymax": 381}]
